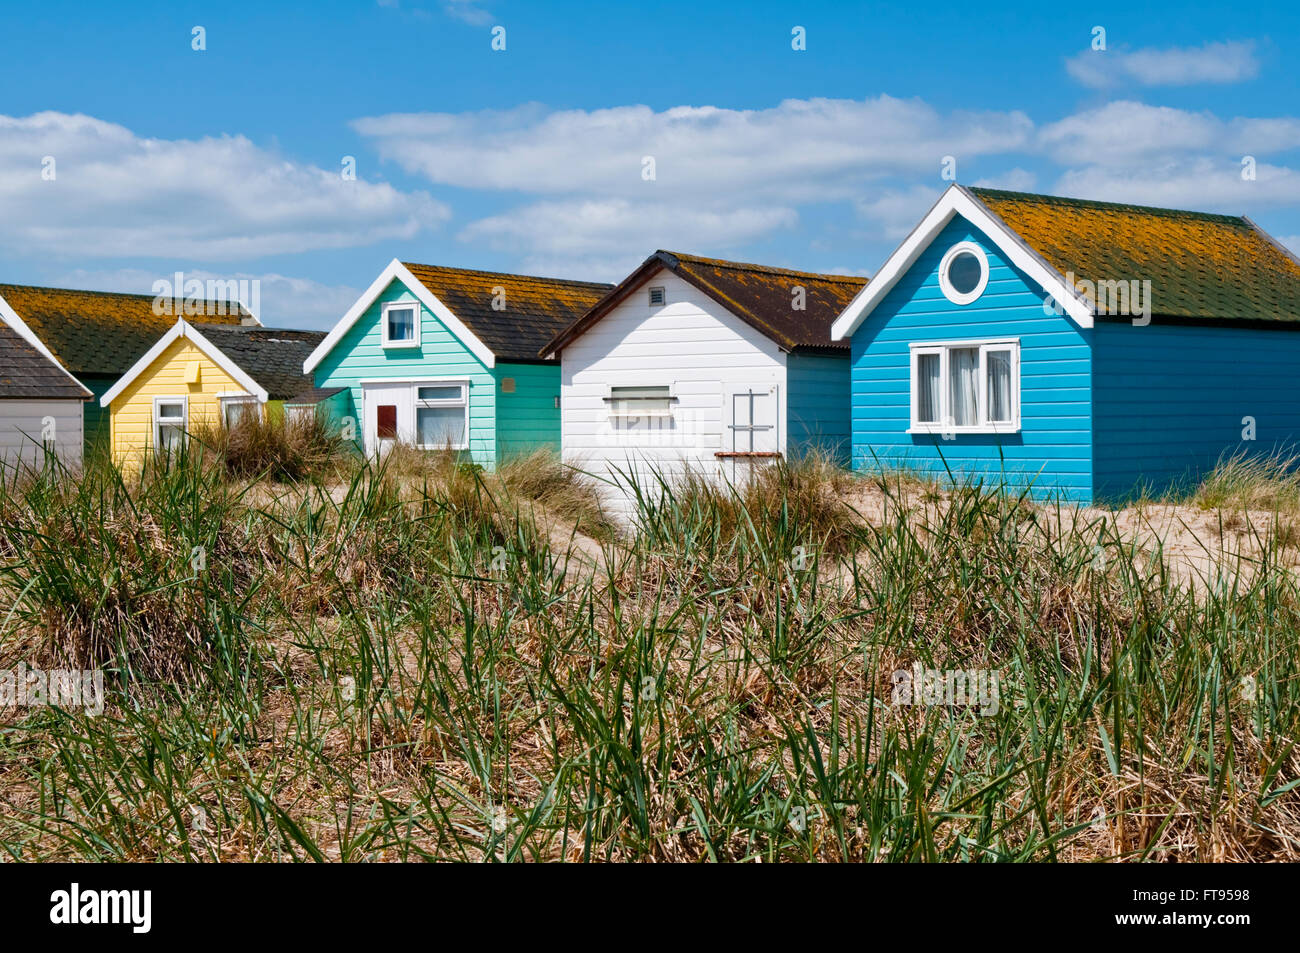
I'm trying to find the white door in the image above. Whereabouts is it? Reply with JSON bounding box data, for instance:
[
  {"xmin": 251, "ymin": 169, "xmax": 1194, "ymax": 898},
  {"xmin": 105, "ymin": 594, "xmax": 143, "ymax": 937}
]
[
  {"xmin": 720, "ymin": 384, "xmax": 780, "ymax": 484},
  {"xmin": 362, "ymin": 382, "xmax": 410, "ymax": 457}
]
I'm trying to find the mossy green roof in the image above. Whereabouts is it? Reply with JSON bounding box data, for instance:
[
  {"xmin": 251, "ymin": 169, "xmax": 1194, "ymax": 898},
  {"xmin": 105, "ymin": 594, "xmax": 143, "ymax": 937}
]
[{"xmin": 971, "ymin": 188, "xmax": 1300, "ymax": 324}]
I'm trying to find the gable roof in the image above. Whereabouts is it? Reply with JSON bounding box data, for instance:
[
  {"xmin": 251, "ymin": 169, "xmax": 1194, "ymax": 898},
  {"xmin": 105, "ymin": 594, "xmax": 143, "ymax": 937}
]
[
  {"xmin": 0, "ymin": 283, "xmax": 253, "ymax": 381},
  {"xmin": 542, "ymin": 250, "xmax": 868, "ymax": 359},
  {"xmin": 403, "ymin": 262, "xmax": 612, "ymax": 363},
  {"xmin": 970, "ymin": 187, "xmax": 1300, "ymax": 325},
  {"xmin": 302, "ymin": 259, "xmax": 612, "ymax": 373},
  {"xmin": 188, "ymin": 324, "xmax": 325, "ymax": 400},
  {"xmin": 101, "ymin": 319, "xmax": 269, "ymax": 407},
  {"xmin": 832, "ymin": 184, "xmax": 1300, "ymax": 340},
  {"xmin": 0, "ymin": 321, "xmax": 91, "ymax": 400}
]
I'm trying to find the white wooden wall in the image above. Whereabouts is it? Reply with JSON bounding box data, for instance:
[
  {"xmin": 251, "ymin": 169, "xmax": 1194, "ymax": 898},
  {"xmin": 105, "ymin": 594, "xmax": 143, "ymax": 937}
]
[
  {"xmin": 559, "ymin": 269, "xmax": 787, "ymax": 516},
  {"xmin": 0, "ymin": 400, "xmax": 84, "ymax": 472}
]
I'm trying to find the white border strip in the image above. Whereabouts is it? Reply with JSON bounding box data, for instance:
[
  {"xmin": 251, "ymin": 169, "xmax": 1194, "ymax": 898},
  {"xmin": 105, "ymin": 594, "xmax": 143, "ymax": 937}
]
[
  {"xmin": 100, "ymin": 318, "xmax": 268, "ymax": 407},
  {"xmin": 302, "ymin": 259, "xmax": 497, "ymax": 373},
  {"xmin": 830, "ymin": 185, "xmax": 1094, "ymax": 341}
]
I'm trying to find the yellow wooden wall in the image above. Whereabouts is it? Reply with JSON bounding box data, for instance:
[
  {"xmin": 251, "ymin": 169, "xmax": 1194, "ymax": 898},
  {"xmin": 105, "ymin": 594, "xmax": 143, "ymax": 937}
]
[{"xmin": 107, "ymin": 337, "xmax": 254, "ymax": 467}]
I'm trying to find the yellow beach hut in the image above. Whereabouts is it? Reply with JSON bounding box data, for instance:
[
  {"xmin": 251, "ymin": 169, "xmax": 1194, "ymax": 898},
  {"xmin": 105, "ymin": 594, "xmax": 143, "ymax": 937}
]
[{"xmin": 99, "ymin": 318, "xmax": 324, "ymax": 466}]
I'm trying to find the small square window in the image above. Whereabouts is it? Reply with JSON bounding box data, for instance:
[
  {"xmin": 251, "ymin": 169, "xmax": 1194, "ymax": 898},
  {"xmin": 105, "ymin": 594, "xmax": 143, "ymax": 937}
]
[
  {"xmin": 153, "ymin": 397, "xmax": 187, "ymax": 457},
  {"xmin": 382, "ymin": 301, "xmax": 420, "ymax": 348},
  {"xmin": 222, "ymin": 398, "xmax": 258, "ymax": 429},
  {"xmin": 648, "ymin": 286, "xmax": 665, "ymax": 306},
  {"xmin": 417, "ymin": 384, "xmax": 464, "ymax": 402}
]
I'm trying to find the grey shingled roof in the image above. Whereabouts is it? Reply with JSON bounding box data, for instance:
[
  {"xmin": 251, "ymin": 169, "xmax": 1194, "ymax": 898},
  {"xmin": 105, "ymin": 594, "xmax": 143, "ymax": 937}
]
[
  {"xmin": 192, "ymin": 324, "xmax": 326, "ymax": 401},
  {"xmin": 0, "ymin": 321, "xmax": 90, "ymax": 400}
]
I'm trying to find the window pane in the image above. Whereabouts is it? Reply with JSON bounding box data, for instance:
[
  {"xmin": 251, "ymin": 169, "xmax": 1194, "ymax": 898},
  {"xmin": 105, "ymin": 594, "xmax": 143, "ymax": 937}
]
[
  {"xmin": 986, "ymin": 350, "xmax": 1012, "ymax": 423},
  {"xmin": 949, "ymin": 348, "xmax": 978, "ymax": 426},
  {"xmin": 611, "ymin": 386, "xmax": 670, "ymax": 399},
  {"xmin": 387, "ymin": 307, "xmax": 415, "ymax": 341},
  {"xmin": 417, "ymin": 385, "xmax": 463, "ymax": 402},
  {"xmin": 417, "ymin": 406, "xmax": 466, "ymax": 447},
  {"xmin": 157, "ymin": 402, "xmax": 185, "ymax": 420},
  {"xmin": 947, "ymin": 252, "xmax": 983, "ymax": 295},
  {"xmin": 916, "ymin": 353, "xmax": 940, "ymax": 423},
  {"xmin": 158, "ymin": 424, "xmax": 183, "ymax": 453},
  {"xmin": 610, "ymin": 384, "xmax": 671, "ymax": 415},
  {"xmin": 224, "ymin": 401, "xmax": 255, "ymax": 428}
]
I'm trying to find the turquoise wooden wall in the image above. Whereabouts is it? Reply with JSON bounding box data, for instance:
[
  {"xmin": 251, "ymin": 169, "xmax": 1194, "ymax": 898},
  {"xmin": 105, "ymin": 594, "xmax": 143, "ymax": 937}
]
[
  {"xmin": 786, "ymin": 351, "xmax": 851, "ymax": 464},
  {"xmin": 494, "ymin": 361, "xmax": 561, "ymax": 464},
  {"xmin": 1093, "ymin": 321, "xmax": 1300, "ymax": 499},
  {"xmin": 311, "ymin": 278, "xmax": 497, "ymax": 467},
  {"xmin": 81, "ymin": 374, "xmax": 114, "ymax": 460},
  {"xmin": 848, "ymin": 215, "xmax": 1094, "ymax": 501}
]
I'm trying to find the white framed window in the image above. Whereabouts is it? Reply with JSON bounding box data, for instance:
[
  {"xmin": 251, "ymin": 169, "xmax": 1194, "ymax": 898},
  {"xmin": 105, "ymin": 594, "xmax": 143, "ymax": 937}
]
[
  {"xmin": 606, "ymin": 384, "xmax": 674, "ymax": 418},
  {"xmin": 909, "ymin": 339, "xmax": 1019, "ymax": 434},
  {"xmin": 648, "ymin": 286, "xmax": 666, "ymax": 306},
  {"xmin": 414, "ymin": 380, "xmax": 468, "ymax": 450},
  {"xmin": 381, "ymin": 300, "xmax": 421, "ymax": 348},
  {"xmin": 152, "ymin": 396, "xmax": 188, "ymax": 456},
  {"xmin": 938, "ymin": 241, "xmax": 990, "ymax": 306},
  {"xmin": 220, "ymin": 396, "xmax": 259, "ymax": 429}
]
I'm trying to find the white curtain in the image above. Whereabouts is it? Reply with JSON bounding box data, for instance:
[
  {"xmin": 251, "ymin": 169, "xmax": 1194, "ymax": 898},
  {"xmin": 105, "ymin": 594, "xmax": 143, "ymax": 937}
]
[
  {"xmin": 986, "ymin": 350, "xmax": 1011, "ymax": 423},
  {"xmin": 917, "ymin": 353, "xmax": 940, "ymax": 422},
  {"xmin": 949, "ymin": 348, "xmax": 978, "ymax": 426}
]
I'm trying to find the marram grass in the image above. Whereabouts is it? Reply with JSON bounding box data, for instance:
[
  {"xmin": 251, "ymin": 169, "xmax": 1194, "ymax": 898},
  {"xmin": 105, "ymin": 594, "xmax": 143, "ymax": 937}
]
[{"xmin": 0, "ymin": 446, "xmax": 1297, "ymax": 861}]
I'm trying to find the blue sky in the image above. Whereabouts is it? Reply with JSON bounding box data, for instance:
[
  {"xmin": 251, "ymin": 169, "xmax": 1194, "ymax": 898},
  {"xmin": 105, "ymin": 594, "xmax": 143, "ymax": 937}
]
[{"xmin": 2, "ymin": 0, "xmax": 1298, "ymax": 328}]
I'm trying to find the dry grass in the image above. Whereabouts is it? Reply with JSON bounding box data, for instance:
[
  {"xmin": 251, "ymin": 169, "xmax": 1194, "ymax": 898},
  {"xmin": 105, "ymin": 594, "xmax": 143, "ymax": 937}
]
[{"xmin": 0, "ymin": 450, "xmax": 1297, "ymax": 862}]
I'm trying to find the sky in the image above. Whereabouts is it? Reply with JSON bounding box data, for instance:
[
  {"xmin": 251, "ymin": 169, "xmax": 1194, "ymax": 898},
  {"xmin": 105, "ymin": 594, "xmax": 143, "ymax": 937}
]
[{"xmin": 1, "ymin": 0, "xmax": 1298, "ymax": 329}]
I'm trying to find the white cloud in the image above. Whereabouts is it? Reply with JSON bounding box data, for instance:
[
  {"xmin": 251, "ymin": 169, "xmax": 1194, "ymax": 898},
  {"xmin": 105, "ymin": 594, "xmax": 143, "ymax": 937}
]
[
  {"xmin": 0, "ymin": 112, "xmax": 448, "ymax": 260},
  {"xmin": 50, "ymin": 267, "xmax": 360, "ymax": 330},
  {"xmin": 1281, "ymin": 236, "xmax": 1300, "ymax": 257},
  {"xmin": 1053, "ymin": 158, "xmax": 1300, "ymax": 211},
  {"xmin": 1038, "ymin": 101, "xmax": 1300, "ymax": 167},
  {"xmin": 354, "ymin": 97, "xmax": 1034, "ymax": 202},
  {"xmin": 459, "ymin": 199, "xmax": 799, "ymax": 281},
  {"xmin": 1066, "ymin": 40, "xmax": 1259, "ymax": 89},
  {"xmin": 355, "ymin": 97, "xmax": 1032, "ymax": 271},
  {"xmin": 854, "ymin": 186, "xmax": 941, "ymax": 239},
  {"xmin": 971, "ymin": 168, "xmax": 1038, "ymax": 192}
]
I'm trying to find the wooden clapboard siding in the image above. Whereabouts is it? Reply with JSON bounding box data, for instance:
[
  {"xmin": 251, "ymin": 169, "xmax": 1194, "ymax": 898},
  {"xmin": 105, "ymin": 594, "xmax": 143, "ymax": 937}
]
[
  {"xmin": 494, "ymin": 361, "xmax": 560, "ymax": 464},
  {"xmin": 311, "ymin": 278, "xmax": 496, "ymax": 468},
  {"xmin": 849, "ymin": 215, "xmax": 1094, "ymax": 501},
  {"xmin": 786, "ymin": 351, "xmax": 851, "ymax": 464},
  {"xmin": 1093, "ymin": 321, "xmax": 1300, "ymax": 499},
  {"xmin": 560, "ymin": 268, "xmax": 787, "ymax": 514},
  {"xmin": 0, "ymin": 399, "xmax": 84, "ymax": 471},
  {"xmin": 107, "ymin": 336, "xmax": 251, "ymax": 468}
]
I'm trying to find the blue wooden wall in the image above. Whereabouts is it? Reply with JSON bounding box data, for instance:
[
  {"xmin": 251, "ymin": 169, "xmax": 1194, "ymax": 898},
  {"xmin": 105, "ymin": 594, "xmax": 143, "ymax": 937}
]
[
  {"xmin": 1093, "ymin": 321, "xmax": 1300, "ymax": 499},
  {"xmin": 848, "ymin": 215, "xmax": 1094, "ymax": 501}
]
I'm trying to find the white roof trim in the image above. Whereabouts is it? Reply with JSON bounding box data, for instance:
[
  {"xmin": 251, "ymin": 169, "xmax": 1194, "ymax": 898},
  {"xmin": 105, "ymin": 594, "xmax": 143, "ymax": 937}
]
[
  {"xmin": 302, "ymin": 259, "xmax": 496, "ymax": 373},
  {"xmin": 0, "ymin": 290, "xmax": 93, "ymax": 397},
  {"xmin": 100, "ymin": 318, "xmax": 268, "ymax": 407},
  {"xmin": 831, "ymin": 184, "xmax": 1095, "ymax": 340}
]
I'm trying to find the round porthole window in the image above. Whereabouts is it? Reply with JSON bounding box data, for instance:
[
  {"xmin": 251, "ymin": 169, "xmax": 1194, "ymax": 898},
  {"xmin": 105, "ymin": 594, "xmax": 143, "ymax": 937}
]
[{"xmin": 938, "ymin": 241, "xmax": 989, "ymax": 305}]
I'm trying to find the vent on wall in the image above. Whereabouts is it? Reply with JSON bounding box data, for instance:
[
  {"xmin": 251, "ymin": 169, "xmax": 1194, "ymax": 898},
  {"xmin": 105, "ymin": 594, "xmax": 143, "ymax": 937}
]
[{"xmin": 648, "ymin": 286, "xmax": 665, "ymax": 306}]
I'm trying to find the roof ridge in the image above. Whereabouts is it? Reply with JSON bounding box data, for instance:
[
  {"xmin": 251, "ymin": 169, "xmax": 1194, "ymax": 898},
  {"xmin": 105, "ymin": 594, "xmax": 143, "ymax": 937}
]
[
  {"xmin": 660, "ymin": 250, "xmax": 868, "ymax": 284},
  {"xmin": 0, "ymin": 281, "xmax": 251, "ymax": 306},
  {"xmin": 193, "ymin": 322, "xmax": 322, "ymax": 335},
  {"xmin": 401, "ymin": 261, "xmax": 614, "ymax": 289},
  {"xmin": 969, "ymin": 187, "xmax": 1249, "ymax": 225}
]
